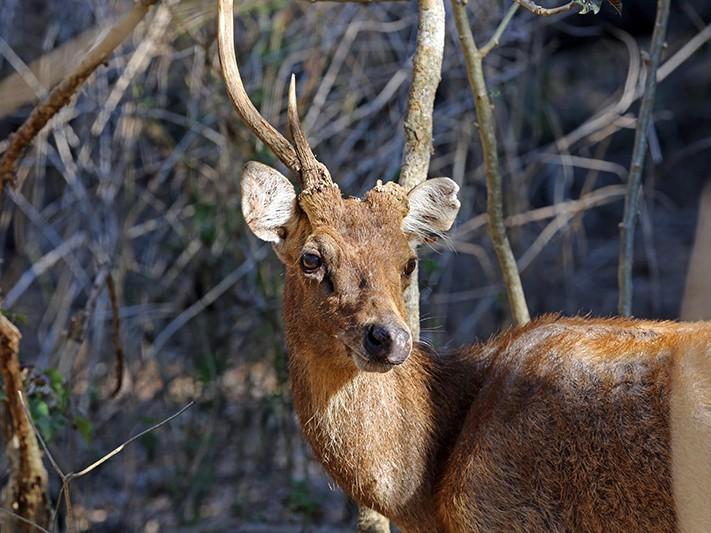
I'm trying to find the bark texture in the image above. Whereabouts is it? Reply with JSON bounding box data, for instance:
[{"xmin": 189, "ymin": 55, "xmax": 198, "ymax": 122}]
[
  {"xmin": 0, "ymin": 315, "xmax": 50, "ymax": 532},
  {"xmin": 452, "ymin": 1, "xmax": 530, "ymax": 326},
  {"xmin": 398, "ymin": 0, "xmax": 446, "ymax": 341}
]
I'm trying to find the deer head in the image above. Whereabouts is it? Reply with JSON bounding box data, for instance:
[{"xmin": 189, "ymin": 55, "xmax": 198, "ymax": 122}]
[{"xmin": 217, "ymin": 0, "xmax": 460, "ymax": 373}]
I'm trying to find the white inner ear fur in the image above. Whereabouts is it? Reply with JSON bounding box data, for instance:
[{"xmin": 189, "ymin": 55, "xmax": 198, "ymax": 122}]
[
  {"xmin": 402, "ymin": 177, "xmax": 461, "ymax": 244},
  {"xmin": 241, "ymin": 161, "xmax": 296, "ymax": 243}
]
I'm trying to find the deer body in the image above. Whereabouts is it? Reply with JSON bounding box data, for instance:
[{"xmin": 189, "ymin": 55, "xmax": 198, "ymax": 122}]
[
  {"xmin": 286, "ymin": 297, "xmax": 711, "ymax": 532},
  {"xmin": 215, "ymin": 1, "xmax": 711, "ymax": 529}
]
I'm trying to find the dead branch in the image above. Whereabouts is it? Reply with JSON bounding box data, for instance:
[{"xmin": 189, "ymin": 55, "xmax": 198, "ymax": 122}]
[
  {"xmin": 617, "ymin": 0, "xmax": 670, "ymax": 316},
  {"xmin": 17, "ymin": 389, "xmax": 193, "ymax": 532},
  {"xmin": 451, "ymin": 0, "xmax": 530, "ymax": 325},
  {"xmin": 106, "ymin": 274, "xmax": 125, "ymax": 398},
  {"xmin": 0, "ymin": 316, "xmax": 50, "ymax": 533},
  {"xmin": 481, "ymin": 3, "xmax": 520, "ymax": 57},
  {"xmin": 0, "ymin": 0, "xmax": 160, "ymax": 195},
  {"xmin": 513, "ymin": 0, "xmax": 578, "ymax": 17}
]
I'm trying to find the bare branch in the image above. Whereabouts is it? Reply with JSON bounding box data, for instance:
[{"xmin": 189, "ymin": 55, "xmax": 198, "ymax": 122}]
[
  {"xmin": 618, "ymin": 0, "xmax": 671, "ymax": 316},
  {"xmin": 0, "ymin": 0, "xmax": 160, "ymax": 195},
  {"xmin": 398, "ymin": 0, "xmax": 446, "ymax": 342},
  {"xmin": 18, "ymin": 388, "xmax": 192, "ymax": 532},
  {"xmin": 106, "ymin": 274, "xmax": 125, "ymax": 398},
  {"xmin": 482, "ymin": 3, "xmax": 520, "ymax": 57},
  {"xmin": 16, "ymin": 392, "xmax": 66, "ymax": 481},
  {"xmin": 452, "ymin": 0, "xmax": 530, "ymax": 325},
  {"xmin": 70, "ymin": 401, "xmax": 194, "ymax": 479},
  {"xmin": 513, "ymin": 0, "xmax": 578, "ymax": 17}
]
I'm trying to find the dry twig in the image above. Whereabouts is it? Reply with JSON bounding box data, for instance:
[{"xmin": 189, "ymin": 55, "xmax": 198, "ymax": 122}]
[
  {"xmin": 617, "ymin": 0, "xmax": 670, "ymax": 316},
  {"xmin": 17, "ymin": 390, "xmax": 193, "ymax": 533},
  {"xmin": 451, "ymin": 0, "xmax": 530, "ymax": 325},
  {"xmin": 106, "ymin": 274, "xmax": 125, "ymax": 398},
  {"xmin": 398, "ymin": 0, "xmax": 446, "ymax": 341},
  {"xmin": 0, "ymin": 0, "xmax": 160, "ymax": 195},
  {"xmin": 513, "ymin": 0, "xmax": 578, "ymax": 17}
]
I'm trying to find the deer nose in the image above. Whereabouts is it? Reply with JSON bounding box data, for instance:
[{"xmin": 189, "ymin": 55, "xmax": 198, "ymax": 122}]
[{"xmin": 363, "ymin": 323, "xmax": 412, "ymax": 365}]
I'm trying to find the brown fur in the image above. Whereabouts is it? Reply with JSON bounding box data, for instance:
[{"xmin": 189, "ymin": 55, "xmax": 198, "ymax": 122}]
[{"xmin": 246, "ymin": 179, "xmax": 711, "ymax": 532}]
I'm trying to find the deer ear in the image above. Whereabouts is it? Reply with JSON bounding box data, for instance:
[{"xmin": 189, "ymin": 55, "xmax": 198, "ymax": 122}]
[
  {"xmin": 241, "ymin": 161, "xmax": 297, "ymax": 243},
  {"xmin": 403, "ymin": 177, "xmax": 460, "ymax": 245}
]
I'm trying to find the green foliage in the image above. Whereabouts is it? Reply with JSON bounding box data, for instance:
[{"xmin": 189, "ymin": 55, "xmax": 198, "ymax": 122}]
[
  {"xmin": 139, "ymin": 427, "xmax": 160, "ymax": 461},
  {"xmin": 420, "ymin": 257, "xmax": 442, "ymax": 277},
  {"xmin": 194, "ymin": 202, "xmax": 218, "ymax": 246},
  {"xmin": 194, "ymin": 351, "xmax": 228, "ymax": 386},
  {"xmin": 24, "ymin": 367, "xmax": 93, "ymax": 443},
  {"xmin": 74, "ymin": 415, "xmax": 93, "ymax": 443},
  {"xmin": 0, "ymin": 308, "xmax": 28, "ymax": 326},
  {"xmin": 285, "ymin": 480, "xmax": 321, "ymax": 520}
]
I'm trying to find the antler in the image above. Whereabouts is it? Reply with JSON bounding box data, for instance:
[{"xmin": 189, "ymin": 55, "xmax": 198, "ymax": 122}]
[
  {"xmin": 216, "ymin": 0, "xmax": 298, "ymax": 172},
  {"xmin": 216, "ymin": 0, "xmax": 333, "ymax": 191},
  {"xmin": 287, "ymin": 75, "xmax": 334, "ymax": 190}
]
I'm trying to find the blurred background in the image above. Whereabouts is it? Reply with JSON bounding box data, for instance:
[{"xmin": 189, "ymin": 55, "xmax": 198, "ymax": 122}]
[{"xmin": 0, "ymin": 0, "xmax": 710, "ymax": 530}]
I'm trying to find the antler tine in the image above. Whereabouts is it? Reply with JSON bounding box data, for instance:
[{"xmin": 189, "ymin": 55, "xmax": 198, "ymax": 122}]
[
  {"xmin": 288, "ymin": 75, "xmax": 334, "ymax": 190},
  {"xmin": 216, "ymin": 0, "xmax": 299, "ymax": 173}
]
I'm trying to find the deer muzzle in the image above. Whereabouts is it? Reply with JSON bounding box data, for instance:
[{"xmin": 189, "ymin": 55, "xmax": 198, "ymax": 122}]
[{"xmin": 362, "ymin": 320, "xmax": 412, "ymax": 367}]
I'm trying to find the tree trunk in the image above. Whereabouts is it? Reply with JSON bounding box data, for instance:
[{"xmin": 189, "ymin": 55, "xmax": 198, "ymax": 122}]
[{"xmin": 0, "ymin": 315, "xmax": 50, "ymax": 532}]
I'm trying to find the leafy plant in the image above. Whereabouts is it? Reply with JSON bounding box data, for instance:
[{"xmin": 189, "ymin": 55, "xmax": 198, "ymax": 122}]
[{"xmin": 23, "ymin": 367, "xmax": 93, "ymax": 443}]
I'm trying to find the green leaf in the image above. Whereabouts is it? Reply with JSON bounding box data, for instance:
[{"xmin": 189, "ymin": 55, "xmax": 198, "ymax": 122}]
[
  {"xmin": 32, "ymin": 399, "xmax": 50, "ymax": 419},
  {"xmin": 574, "ymin": 0, "xmax": 602, "ymax": 14},
  {"xmin": 45, "ymin": 368, "xmax": 69, "ymax": 410},
  {"xmin": 420, "ymin": 257, "xmax": 441, "ymax": 276},
  {"xmin": 30, "ymin": 399, "xmax": 53, "ymax": 441},
  {"xmin": 74, "ymin": 416, "xmax": 93, "ymax": 443}
]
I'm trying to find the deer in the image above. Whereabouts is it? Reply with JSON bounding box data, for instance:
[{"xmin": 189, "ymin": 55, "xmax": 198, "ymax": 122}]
[{"xmin": 216, "ymin": 1, "xmax": 711, "ymax": 531}]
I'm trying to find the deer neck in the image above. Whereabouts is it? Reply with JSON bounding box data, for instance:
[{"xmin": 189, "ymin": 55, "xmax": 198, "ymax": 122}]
[
  {"xmin": 283, "ymin": 308, "xmax": 481, "ymax": 527},
  {"xmin": 287, "ymin": 341, "xmax": 438, "ymax": 523}
]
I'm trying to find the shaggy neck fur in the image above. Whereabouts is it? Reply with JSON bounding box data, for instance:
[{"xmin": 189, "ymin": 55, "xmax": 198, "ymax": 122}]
[{"xmin": 283, "ymin": 278, "xmax": 487, "ymax": 531}]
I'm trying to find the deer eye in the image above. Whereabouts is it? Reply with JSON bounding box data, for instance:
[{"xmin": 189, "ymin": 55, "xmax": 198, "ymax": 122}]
[
  {"xmin": 300, "ymin": 252, "xmax": 322, "ymax": 273},
  {"xmin": 403, "ymin": 258, "xmax": 417, "ymax": 277}
]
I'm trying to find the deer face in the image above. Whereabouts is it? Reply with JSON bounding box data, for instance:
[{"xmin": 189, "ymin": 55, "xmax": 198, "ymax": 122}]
[{"xmin": 241, "ymin": 161, "xmax": 460, "ymax": 372}]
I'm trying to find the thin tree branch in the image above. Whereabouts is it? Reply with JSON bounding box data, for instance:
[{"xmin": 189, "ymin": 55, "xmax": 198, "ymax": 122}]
[
  {"xmin": 482, "ymin": 3, "xmax": 520, "ymax": 57},
  {"xmin": 617, "ymin": 0, "xmax": 670, "ymax": 316},
  {"xmin": 452, "ymin": 0, "xmax": 530, "ymax": 325},
  {"xmin": 18, "ymin": 391, "xmax": 73, "ymax": 533},
  {"xmin": 0, "ymin": 0, "xmax": 160, "ymax": 195},
  {"xmin": 69, "ymin": 401, "xmax": 194, "ymax": 479},
  {"xmin": 514, "ymin": 0, "xmax": 578, "ymax": 17},
  {"xmin": 19, "ymin": 388, "xmax": 193, "ymax": 532},
  {"xmin": 106, "ymin": 274, "xmax": 125, "ymax": 398},
  {"xmin": 16, "ymin": 393, "xmax": 66, "ymax": 481}
]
